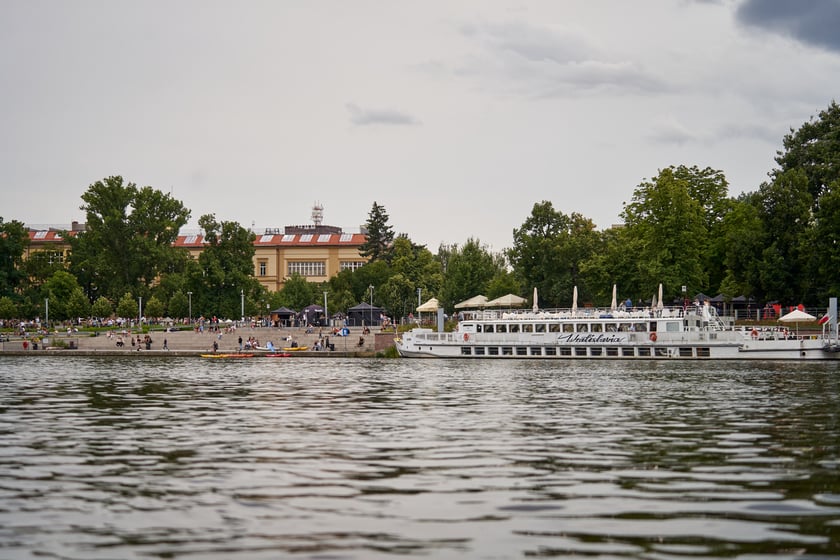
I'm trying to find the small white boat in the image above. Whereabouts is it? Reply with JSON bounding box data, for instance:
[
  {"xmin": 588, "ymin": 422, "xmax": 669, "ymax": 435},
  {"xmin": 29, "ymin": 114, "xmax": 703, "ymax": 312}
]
[{"xmin": 395, "ymin": 297, "xmax": 840, "ymax": 360}]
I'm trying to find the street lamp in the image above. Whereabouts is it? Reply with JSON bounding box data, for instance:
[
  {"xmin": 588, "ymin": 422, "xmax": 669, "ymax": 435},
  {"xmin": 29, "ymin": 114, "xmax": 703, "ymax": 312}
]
[
  {"xmin": 240, "ymin": 289, "xmax": 244, "ymax": 323},
  {"xmin": 323, "ymin": 291, "xmax": 329, "ymax": 328},
  {"xmin": 138, "ymin": 296, "xmax": 142, "ymax": 328},
  {"xmin": 369, "ymin": 285, "xmax": 374, "ymax": 327},
  {"xmin": 187, "ymin": 291, "xmax": 192, "ymax": 324},
  {"xmin": 417, "ymin": 287, "xmax": 422, "ymax": 308}
]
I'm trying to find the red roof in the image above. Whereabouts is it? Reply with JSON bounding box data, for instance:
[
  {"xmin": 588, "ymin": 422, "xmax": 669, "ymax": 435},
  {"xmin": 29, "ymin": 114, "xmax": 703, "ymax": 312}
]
[{"xmin": 174, "ymin": 232, "xmax": 367, "ymax": 248}]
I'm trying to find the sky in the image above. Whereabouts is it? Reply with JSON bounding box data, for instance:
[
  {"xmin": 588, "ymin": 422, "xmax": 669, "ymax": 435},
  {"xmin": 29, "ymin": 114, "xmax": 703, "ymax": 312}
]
[{"xmin": 2, "ymin": 0, "xmax": 840, "ymax": 253}]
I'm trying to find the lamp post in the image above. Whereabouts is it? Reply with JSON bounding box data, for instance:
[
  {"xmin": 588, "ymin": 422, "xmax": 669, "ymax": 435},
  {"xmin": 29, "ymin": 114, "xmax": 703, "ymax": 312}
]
[
  {"xmin": 323, "ymin": 291, "xmax": 329, "ymax": 328},
  {"xmin": 240, "ymin": 289, "xmax": 244, "ymax": 323},
  {"xmin": 417, "ymin": 287, "xmax": 421, "ymax": 308},
  {"xmin": 187, "ymin": 291, "xmax": 192, "ymax": 325},
  {"xmin": 45, "ymin": 298, "xmax": 49, "ymax": 331},
  {"xmin": 369, "ymin": 285, "xmax": 374, "ymax": 327},
  {"xmin": 138, "ymin": 296, "xmax": 142, "ymax": 328}
]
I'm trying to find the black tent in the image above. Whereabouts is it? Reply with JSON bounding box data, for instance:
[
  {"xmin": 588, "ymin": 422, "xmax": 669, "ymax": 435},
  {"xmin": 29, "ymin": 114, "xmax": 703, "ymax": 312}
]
[
  {"xmin": 270, "ymin": 307, "xmax": 296, "ymax": 327},
  {"xmin": 347, "ymin": 302, "xmax": 384, "ymax": 327},
  {"xmin": 301, "ymin": 304, "xmax": 326, "ymax": 327}
]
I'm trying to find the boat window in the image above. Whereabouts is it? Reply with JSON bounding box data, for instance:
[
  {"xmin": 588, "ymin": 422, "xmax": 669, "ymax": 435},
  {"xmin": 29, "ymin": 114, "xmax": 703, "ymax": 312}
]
[
  {"xmin": 522, "ymin": 324, "xmax": 533, "ymax": 333},
  {"xmin": 591, "ymin": 323, "xmax": 603, "ymax": 332},
  {"xmin": 563, "ymin": 323, "xmax": 574, "ymax": 332},
  {"xmin": 516, "ymin": 346, "xmax": 527, "ymax": 355},
  {"xmin": 488, "ymin": 347, "xmax": 499, "ymax": 355},
  {"xmin": 476, "ymin": 324, "xmax": 483, "ymax": 333},
  {"xmin": 502, "ymin": 346, "xmax": 513, "ymax": 355},
  {"xmin": 509, "ymin": 324, "xmax": 520, "ymax": 333},
  {"xmin": 530, "ymin": 347, "xmax": 542, "ymax": 356},
  {"xmin": 638, "ymin": 347, "xmax": 651, "ymax": 357},
  {"xmin": 496, "ymin": 324, "xmax": 507, "ymax": 333},
  {"xmin": 606, "ymin": 323, "xmax": 617, "ymax": 332},
  {"xmin": 577, "ymin": 323, "xmax": 589, "ymax": 332},
  {"xmin": 574, "ymin": 347, "xmax": 587, "ymax": 356},
  {"xmin": 591, "ymin": 347, "xmax": 603, "ymax": 356},
  {"xmin": 559, "ymin": 347, "xmax": 572, "ymax": 356},
  {"xmin": 633, "ymin": 323, "xmax": 647, "ymax": 332},
  {"xmin": 461, "ymin": 347, "xmax": 472, "ymax": 355},
  {"xmin": 606, "ymin": 347, "xmax": 618, "ymax": 356},
  {"xmin": 679, "ymin": 347, "xmax": 693, "ymax": 357},
  {"xmin": 549, "ymin": 323, "xmax": 561, "ymax": 332},
  {"xmin": 475, "ymin": 347, "xmax": 485, "ymax": 355},
  {"xmin": 485, "ymin": 324, "xmax": 495, "ymax": 333},
  {"xmin": 618, "ymin": 323, "xmax": 631, "ymax": 332},
  {"xmin": 535, "ymin": 324, "xmax": 546, "ymax": 333},
  {"xmin": 622, "ymin": 347, "xmax": 635, "ymax": 356},
  {"xmin": 545, "ymin": 347, "xmax": 557, "ymax": 356},
  {"xmin": 666, "ymin": 321, "xmax": 680, "ymax": 332}
]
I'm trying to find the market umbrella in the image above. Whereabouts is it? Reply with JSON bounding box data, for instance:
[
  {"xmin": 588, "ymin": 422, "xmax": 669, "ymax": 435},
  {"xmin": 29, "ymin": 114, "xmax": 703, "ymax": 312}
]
[
  {"xmin": 485, "ymin": 294, "xmax": 527, "ymax": 307},
  {"xmin": 454, "ymin": 295, "xmax": 489, "ymax": 309},
  {"xmin": 610, "ymin": 284, "xmax": 617, "ymax": 312},
  {"xmin": 532, "ymin": 287, "xmax": 539, "ymax": 312},
  {"xmin": 657, "ymin": 283, "xmax": 664, "ymax": 311},
  {"xmin": 572, "ymin": 286, "xmax": 578, "ymax": 314},
  {"xmin": 779, "ymin": 308, "xmax": 816, "ymax": 335}
]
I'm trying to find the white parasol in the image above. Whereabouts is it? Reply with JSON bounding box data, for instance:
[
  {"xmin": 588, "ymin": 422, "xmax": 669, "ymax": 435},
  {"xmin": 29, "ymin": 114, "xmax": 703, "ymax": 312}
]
[
  {"xmin": 610, "ymin": 284, "xmax": 617, "ymax": 312},
  {"xmin": 657, "ymin": 283, "xmax": 664, "ymax": 310},
  {"xmin": 533, "ymin": 287, "xmax": 539, "ymax": 312},
  {"xmin": 778, "ymin": 309, "xmax": 816, "ymax": 322},
  {"xmin": 572, "ymin": 286, "xmax": 578, "ymax": 314}
]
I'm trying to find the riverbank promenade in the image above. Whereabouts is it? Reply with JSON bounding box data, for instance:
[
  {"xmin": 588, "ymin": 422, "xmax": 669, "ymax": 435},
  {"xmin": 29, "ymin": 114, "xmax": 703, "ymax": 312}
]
[{"xmin": 0, "ymin": 325, "xmax": 395, "ymax": 357}]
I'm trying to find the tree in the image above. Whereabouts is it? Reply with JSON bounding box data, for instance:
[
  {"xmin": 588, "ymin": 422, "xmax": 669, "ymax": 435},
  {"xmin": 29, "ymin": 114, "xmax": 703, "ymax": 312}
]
[
  {"xmin": 508, "ymin": 202, "xmax": 601, "ymax": 307},
  {"xmin": 68, "ymin": 176, "xmax": 190, "ymax": 303},
  {"xmin": 43, "ymin": 271, "xmax": 85, "ymax": 321},
  {"xmin": 167, "ymin": 291, "xmax": 189, "ymax": 320},
  {"xmin": 91, "ymin": 296, "xmax": 113, "ymax": 320},
  {"xmin": 359, "ymin": 202, "xmax": 395, "ymax": 262},
  {"xmin": 278, "ymin": 273, "xmax": 315, "ymax": 311},
  {"xmin": 144, "ymin": 296, "xmax": 165, "ymax": 319},
  {"xmin": 439, "ymin": 238, "xmax": 502, "ymax": 310},
  {"xmin": 0, "ymin": 296, "xmax": 18, "ymax": 320},
  {"xmin": 116, "ymin": 292, "xmax": 138, "ymax": 321},
  {"xmin": 0, "ymin": 218, "xmax": 29, "ymax": 299},
  {"xmin": 775, "ymin": 100, "xmax": 840, "ymax": 202},
  {"xmin": 193, "ymin": 214, "xmax": 261, "ymax": 319},
  {"xmin": 620, "ymin": 166, "xmax": 714, "ymax": 303}
]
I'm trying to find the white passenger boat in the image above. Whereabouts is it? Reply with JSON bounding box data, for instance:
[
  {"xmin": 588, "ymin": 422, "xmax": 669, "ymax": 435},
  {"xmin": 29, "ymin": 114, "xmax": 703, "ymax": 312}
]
[{"xmin": 395, "ymin": 299, "xmax": 840, "ymax": 360}]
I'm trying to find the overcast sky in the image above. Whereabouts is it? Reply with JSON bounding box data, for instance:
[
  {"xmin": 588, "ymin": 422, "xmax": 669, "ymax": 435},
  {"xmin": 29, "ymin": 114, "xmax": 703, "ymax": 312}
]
[{"xmin": 2, "ymin": 0, "xmax": 840, "ymax": 252}]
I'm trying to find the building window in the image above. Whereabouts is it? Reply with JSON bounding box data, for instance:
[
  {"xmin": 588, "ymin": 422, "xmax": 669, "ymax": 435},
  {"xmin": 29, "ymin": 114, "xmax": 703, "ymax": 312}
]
[
  {"xmin": 288, "ymin": 261, "xmax": 326, "ymax": 277},
  {"xmin": 340, "ymin": 261, "xmax": 366, "ymax": 272},
  {"xmin": 48, "ymin": 251, "xmax": 64, "ymax": 264},
  {"xmin": 258, "ymin": 261, "xmax": 267, "ymax": 276}
]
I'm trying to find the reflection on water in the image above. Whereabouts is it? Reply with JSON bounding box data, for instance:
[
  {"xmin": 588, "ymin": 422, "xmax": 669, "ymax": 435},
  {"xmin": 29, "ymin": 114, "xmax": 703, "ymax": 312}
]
[{"xmin": 1, "ymin": 356, "xmax": 839, "ymax": 558}]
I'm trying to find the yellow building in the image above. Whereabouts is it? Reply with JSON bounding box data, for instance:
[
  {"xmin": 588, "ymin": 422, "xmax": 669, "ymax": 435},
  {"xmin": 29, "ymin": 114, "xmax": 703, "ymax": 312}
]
[{"xmin": 26, "ymin": 211, "xmax": 369, "ymax": 292}]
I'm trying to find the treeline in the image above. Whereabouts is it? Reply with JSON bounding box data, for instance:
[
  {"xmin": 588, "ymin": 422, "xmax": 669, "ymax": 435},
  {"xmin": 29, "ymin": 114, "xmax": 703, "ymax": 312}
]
[{"xmin": 0, "ymin": 101, "xmax": 838, "ymax": 323}]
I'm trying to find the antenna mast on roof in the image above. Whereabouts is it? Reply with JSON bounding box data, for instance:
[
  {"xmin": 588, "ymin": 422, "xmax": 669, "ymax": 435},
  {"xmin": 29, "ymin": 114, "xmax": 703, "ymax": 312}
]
[{"xmin": 312, "ymin": 202, "xmax": 323, "ymax": 226}]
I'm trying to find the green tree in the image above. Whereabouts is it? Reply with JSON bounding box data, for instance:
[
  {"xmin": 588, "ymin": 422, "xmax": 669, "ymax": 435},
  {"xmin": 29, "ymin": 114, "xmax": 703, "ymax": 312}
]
[
  {"xmin": 144, "ymin": 296, "xmax": 165, "ymax": 319},
  {"xmin": 0, "ymin": 218, "xmax": 29, "ymax": 299},
  {"xmin": 168, "ymin": 291, "xmax": 189, "ymax": 320},
  {"xmin": 508, "ymin": 202, "xmax": 601, "ymax": 307},
  {"xmin": 65, "ymin": 288, "xmax": 90, "ymax": 321},
  {"xmin": 620, "ymin": 166, "xmax": 713, "ymax": 303},
  {"xmin": 116, "ymin": 292, "xmax": 139, "ymax": 322},
  {"xmin": 808, "ymin": 182, "xmax": 840, "ymax": 301},
  {"xmin": 20, "ymin": 251, "xmax": 65, "ymax": 290},
  {"xmin": 91, "ymin": 296, "xmax": 113, "ymax": 320},
  {"xmin": 68, "ymin": 176, "xmax": 190, "ymax": 303},
  {"xmin": 43, "ymin": 271, "xmax": 85, "ymax": 321},
  {"xmin": 359, "ymin": 202, "xmax": 394, "ymax": 262},
  {"xmin": 439, "ymin": 238, "xmax": 502, "ymax": 310},
  {"xmin": 0, "ymin": 295, "xmax": 18, "ymax": 320},
  {"xmin": 278, "ymin": 273, "xmax": 315, "ymax": 311},
  {"xmin": 775, "ymin": 100, "xmax": 840, "ymax": 201},
  {"xmin": 193, "ymin": 214, "xmax": 261, "ymax": 319}
]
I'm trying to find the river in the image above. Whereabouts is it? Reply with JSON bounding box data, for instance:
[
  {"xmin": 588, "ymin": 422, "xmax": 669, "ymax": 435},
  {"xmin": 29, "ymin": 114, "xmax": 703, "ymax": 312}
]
[{"xmin": 1, "ymin": 356, "xmax": 839, "ymax": 559}]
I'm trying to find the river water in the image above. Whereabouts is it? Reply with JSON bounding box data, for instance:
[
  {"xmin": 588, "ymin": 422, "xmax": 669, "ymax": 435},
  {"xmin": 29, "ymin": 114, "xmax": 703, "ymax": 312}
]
[{"xmin": 1, "ymin": 356, "xmax": 839, "ymax": 559}]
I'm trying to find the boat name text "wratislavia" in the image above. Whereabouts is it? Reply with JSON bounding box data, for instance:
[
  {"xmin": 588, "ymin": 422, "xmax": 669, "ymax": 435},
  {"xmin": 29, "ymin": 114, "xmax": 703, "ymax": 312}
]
[{"xmin": 556, "ymin": 333, "xmax": 628, "ymax": 344}]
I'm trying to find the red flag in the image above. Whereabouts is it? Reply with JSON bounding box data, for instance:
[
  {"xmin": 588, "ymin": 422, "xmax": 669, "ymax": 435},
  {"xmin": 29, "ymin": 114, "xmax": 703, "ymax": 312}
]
[{"xmin": 818, "ymin": 315, "xmax": 830, "ymax": 325}]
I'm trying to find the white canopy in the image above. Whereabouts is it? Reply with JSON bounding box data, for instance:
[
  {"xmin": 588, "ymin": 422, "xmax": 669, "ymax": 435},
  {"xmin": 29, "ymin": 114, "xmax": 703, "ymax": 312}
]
[
  {"xmin": 779, "ymin": 309, "xmax": 816, "ymax": 322},
  {"xmin": 454, "ymin": 295, "xmax": 489, "ymax": 309},
  {"xmin": 416, "ymin": 297, "xmax": 440, "ymax": 312},
  {"xmin": 485, "ymin": 293, "xmax": 527, "ymax": 308}
]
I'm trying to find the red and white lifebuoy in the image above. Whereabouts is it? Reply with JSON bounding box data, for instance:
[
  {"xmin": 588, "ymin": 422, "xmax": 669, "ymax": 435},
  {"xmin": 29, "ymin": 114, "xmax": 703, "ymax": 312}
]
[
  {"xmin": 649, "ymin": 332, "xmax": 657, "ymax": 342},
  {"xmin": 463, "ymin": 333, "xmax": 470, "ymax": 342},
  {"xmin": 751, "ymin": 329, "xmax": 758, "ymax": 339}
]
